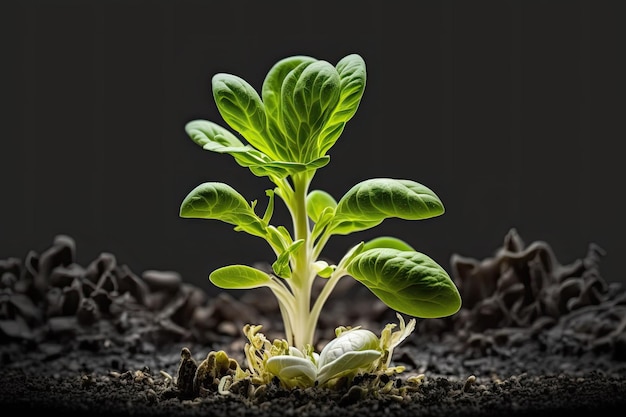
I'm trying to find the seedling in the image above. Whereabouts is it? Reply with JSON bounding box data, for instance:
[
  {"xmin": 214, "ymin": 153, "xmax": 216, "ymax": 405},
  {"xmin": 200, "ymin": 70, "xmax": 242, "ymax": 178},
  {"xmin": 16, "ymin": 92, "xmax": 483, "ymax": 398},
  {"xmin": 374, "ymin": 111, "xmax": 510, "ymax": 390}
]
[{"xmin": 180, "ymin": 53, "xmax": 461, "ymax": 388}]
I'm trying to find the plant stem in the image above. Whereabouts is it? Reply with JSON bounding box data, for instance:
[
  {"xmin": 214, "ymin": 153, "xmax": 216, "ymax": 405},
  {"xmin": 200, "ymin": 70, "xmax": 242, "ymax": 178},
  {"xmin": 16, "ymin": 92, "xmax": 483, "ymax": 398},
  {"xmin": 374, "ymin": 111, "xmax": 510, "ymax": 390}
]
[
  {"xmin": 288, "ymin": 173, "xmax": 314, "ymax": 350},
  {"xmin": 307, "ymin": 269, "xmax": 346, "ymax": 342}
]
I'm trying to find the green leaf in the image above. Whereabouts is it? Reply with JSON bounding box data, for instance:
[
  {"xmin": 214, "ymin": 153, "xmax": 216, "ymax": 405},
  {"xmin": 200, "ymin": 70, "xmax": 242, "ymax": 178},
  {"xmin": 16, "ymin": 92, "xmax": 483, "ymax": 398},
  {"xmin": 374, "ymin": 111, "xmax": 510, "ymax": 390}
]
[
  {"xmin": 306, "ymin": 190, "xmax": 337, "ymax": 223},
  {"xmin": 202, "ymin": 55, "xmax": 362, "ymax": 176},
  {"xmin": 265, "ymin": 355, "xmax": 317, "ymax": 388},
  {"xmin": 265, "ymin": 225, "xmax": 293, "ymax": 253},
  {"xmin": 316, "ymin": 350, "xmax": 381, "ymax": 386},
  {"xmin": 179, "ymin": 182, "xmax": 266, "ymax": 237},
  {"xmin": 338, "ymin": 242, "xmax": 366, "ymax": 268},
  {"xmin": 209, "ymin": 265, "xmax": 272, "ymax": 289},
  {"xmin": 317, "ymin": 328, "xmax": 380, "ymax": 367},
  {"xmin": 346, "ymin": 248, "xmax": 462, "ymax": 318},
  {"xmin": 262, "ymin": 56, "xmax": 318, "ymax": 162},
  {"xmin": 263, "ymin": 56, "xmax": 317, "ymax": 121},
  {"xmin": 185, "ymin": 119, "xmax": 278, "ymax": 175},
  {"xmin": 185, "ymin": 119, "xmax": 245, "ymax": 148},
  {"xmin": 362, "ymin": 236, "xmax": 415, "ymax": 252},
  {"xmin": 212, "ymin": 73, "xmax": 277, "ymax": 159},
  {"xmin": 327, "ymin": 219, "xmax": 383, "ymax": 236},
  {"xmin": 260, "ymin": 54, "xmax": 365, "ymax": 164},
  {"xmin": 272, "ymin": 240, "xmax": 304, "ymax": 278},
  {"xmin": 309, "ymin": 206, "xmax": 336, "ymax": 244},
  {"xmin": 331, "ymin": 178, "xmax": 445, "ymax": 234},
  {"xmin": 280, "ymin": 60, "xmax": 341, "ymax": 162},
  {"xmin": 313, "ymin": 261, "xmax": 334, "ymax": 278},
  {"xmin": 318, "ymin": 54, "xmax": 366, "ymax": 155},
  {"xmin": 185, "ymin": 121, "xmax": 331, "ymax": 179},
  {"xmin": 261, "ymin": 189, "xmax": 276, "ymax": 224},
  {"xmin": 316, "ymin": 328, "xmax": 382, "ymax": 386}
]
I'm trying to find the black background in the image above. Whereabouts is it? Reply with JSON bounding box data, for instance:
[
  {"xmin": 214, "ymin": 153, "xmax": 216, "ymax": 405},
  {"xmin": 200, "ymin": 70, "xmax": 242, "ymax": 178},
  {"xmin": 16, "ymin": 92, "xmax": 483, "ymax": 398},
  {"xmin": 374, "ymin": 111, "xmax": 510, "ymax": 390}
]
[{"xmin": 1, "ymin": 1, "xmax": 624, "ymax": 296}]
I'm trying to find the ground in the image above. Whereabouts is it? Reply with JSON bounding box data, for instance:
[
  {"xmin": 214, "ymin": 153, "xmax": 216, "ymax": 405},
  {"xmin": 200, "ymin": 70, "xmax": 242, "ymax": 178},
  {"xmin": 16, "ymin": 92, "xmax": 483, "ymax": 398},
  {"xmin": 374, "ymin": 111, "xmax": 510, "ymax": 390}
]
[{"xmin": 1, "ymin": 229, "xmax": 626, "ymax": 416}]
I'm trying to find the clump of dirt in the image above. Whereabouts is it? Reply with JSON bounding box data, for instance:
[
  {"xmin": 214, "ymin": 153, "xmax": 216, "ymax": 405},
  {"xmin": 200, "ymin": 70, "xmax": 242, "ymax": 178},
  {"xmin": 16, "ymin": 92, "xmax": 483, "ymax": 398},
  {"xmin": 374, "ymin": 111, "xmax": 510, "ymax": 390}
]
[{"xmin": 420, "ymin": 228, "xmax": 626, "ymax": 361}]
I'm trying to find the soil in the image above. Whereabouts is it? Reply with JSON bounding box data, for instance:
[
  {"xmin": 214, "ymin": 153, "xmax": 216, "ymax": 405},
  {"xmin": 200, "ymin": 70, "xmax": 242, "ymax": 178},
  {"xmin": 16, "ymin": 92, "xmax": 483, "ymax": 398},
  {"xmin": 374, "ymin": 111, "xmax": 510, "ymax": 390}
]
[{"xmin": 1, "ymin": 228, "xmax": 626, "ymax": 416}]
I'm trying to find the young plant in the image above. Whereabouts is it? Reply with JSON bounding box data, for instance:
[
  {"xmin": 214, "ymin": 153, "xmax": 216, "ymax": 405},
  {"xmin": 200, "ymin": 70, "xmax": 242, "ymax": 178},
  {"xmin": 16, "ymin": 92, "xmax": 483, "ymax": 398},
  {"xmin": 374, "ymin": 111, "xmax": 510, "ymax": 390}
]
[{"xmin": 179, "ymin": 53, "xmax": 461, "ymax": 387}]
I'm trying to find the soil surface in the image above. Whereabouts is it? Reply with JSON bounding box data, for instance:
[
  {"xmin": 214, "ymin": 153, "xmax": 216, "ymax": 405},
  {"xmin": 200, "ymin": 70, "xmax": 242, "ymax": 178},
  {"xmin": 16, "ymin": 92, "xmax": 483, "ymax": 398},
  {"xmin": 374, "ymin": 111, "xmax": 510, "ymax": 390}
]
[{"xmin": 1, "ymin": 229, "xmax": 626, "ymax": 416}]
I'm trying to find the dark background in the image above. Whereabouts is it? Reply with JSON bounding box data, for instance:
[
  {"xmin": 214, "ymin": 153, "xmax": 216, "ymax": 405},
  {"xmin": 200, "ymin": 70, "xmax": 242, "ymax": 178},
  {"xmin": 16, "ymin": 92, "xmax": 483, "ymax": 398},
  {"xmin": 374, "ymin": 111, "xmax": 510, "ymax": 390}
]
[{"xmin": 1, "ymin": 0, "xmax": 624, "ymax": 295}]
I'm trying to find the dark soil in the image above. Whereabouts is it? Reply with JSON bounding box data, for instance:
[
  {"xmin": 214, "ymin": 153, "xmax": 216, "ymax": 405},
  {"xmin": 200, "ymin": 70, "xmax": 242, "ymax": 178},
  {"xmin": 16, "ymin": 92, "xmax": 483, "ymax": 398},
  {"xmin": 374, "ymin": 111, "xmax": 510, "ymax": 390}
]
[{"xmin": 1, "ymin": 229, "xmax": 626, "ymax": 416}]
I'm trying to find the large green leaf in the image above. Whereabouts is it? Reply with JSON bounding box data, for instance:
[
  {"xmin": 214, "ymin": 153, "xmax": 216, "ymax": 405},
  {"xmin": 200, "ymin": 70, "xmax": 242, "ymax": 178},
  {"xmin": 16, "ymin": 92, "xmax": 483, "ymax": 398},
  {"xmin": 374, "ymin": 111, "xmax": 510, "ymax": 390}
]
[
  {"xmin": 262, "ymin": 56, "xmax": 318, "ymax": 162},
  {"xmin": 331, "ymin": 178, "xmax": 444, "ymax": 234},
  {"xmin": 346, "ymin": 248, "xmax": 462, "ymax": 318},
  {"xmin": 179, "ymin": 182, "xmax": 266, "ymax": 237},
  {"xmin": 280, "ymin": 60, "xmax": 341, "ymax": 162}
]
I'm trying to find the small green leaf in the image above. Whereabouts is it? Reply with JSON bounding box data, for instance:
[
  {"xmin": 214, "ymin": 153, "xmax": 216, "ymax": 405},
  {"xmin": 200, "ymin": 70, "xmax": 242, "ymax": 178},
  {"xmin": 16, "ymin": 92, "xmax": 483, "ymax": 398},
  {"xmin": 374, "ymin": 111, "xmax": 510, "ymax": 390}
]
[
  {"xmin": 315, "ymin": 328, "xmax": 381, "ymax": 385},
  {"xmin": 265, "ymin": 225, "xmax": 293, "ymax": 253},
  {"xmin": 316, "ymin": 350, "xmax": 381, "ymax": 386},
  {"xmin": 309, "ymin": 206, "xmax": 337, "ymax": 244},
  {"xmin": 272, "ymin": 240, "xmax": 304, "ymax": 278},
  {"xmin": 331, "ymin": 178, "xmax": 445, "ymax": 235},
  {"xmin": 306, "ymin": 190, "xmax": 337, "ymax": 223},
  {"xmin": 209, "ymin": 265, "xmax": 272, "ymax": 289},
  {"xmin": 185, "ymin": 119, "xmax": 245, "ymax": 148},
  {"xmin": 317, "ymin": 328, "xmax": 380, "ymax": 367},
  {"xmin": 185, "ymin": 119, "xmax": 270, "ymax": 166},
  {"xmin": 347, "ymin": 248, "xmax": 462, "ymax": 318},
  {"xmin": 261, "ymin": 189, "xmax": 276, "ymax": 224},
  {"xmin": 265, "ymin": 355, "xmax": 317, "ymax": 388},
  {"xmin": 314, "ymin": 261, "xmax": 334, "ymax": 278},
  {"xmin": 179, "ymin": 182, "xmax": 266, "ymax": 237}
]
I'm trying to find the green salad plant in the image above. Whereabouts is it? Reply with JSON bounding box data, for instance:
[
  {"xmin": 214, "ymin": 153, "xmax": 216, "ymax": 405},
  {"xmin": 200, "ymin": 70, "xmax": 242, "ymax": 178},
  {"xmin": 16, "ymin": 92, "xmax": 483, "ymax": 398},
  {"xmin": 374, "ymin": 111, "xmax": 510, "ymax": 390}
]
[{"xmin": 179, "ymin": 53, "xmax": 461, "ymax": 390}]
